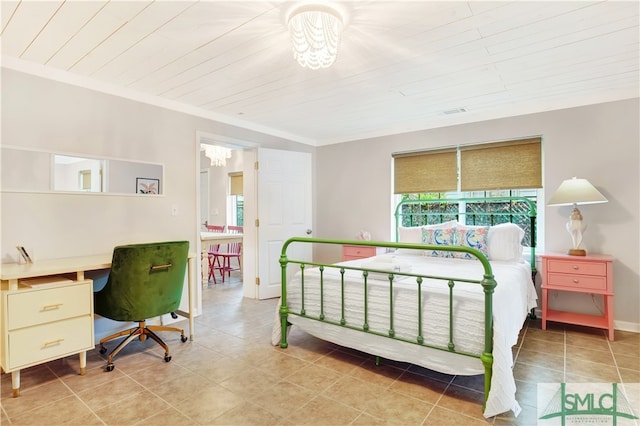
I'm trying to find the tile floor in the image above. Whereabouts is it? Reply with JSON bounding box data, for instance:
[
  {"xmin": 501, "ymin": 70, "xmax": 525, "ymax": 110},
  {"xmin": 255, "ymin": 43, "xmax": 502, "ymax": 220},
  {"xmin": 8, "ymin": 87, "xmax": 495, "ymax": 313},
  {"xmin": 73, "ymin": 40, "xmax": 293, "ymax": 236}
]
[{"xmin": 1, "ymin": 275, "xmax": 639, "ymax": 425}]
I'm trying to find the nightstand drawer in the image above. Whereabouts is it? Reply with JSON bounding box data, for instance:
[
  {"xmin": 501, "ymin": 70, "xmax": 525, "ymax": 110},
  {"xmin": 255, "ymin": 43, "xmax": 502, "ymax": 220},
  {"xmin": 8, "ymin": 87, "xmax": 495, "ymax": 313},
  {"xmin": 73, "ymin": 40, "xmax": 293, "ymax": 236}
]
[
  {"xmin": 546, "ymin": 259, "xmax": 606, "ymax": 276},
  {"xmin": 7, "ymin": 282, "xmax": 92, "ymax": 330},
  {"xmin": 546, "ymin": 273, "xmax": 607, "ymax": 291},
  {"xmin": 343, "ymin": 245, "xmax": 377, "ymax": 259}
]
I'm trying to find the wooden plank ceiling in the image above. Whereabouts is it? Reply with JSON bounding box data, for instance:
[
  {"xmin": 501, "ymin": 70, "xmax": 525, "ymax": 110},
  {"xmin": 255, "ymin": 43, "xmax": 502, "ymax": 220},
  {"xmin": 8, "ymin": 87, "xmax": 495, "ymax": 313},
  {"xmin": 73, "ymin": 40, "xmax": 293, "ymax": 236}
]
[{"xmin": 2, "ymin": 1, "xmax": 638, "ymax": 146}]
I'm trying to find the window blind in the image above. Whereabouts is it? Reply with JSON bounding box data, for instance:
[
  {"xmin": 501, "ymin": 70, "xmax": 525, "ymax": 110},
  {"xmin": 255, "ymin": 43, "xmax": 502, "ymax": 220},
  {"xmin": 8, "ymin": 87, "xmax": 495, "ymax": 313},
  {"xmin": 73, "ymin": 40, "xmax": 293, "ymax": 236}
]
[
  {"xmin": 460, "ymin": 137, "xmax": 542, "ymax": 191},
  {"xmin": 230, "ymin": 173, "xmax": 243, "ymax": 195},
  {"xmin": 393, "ymin": 149, "xmax": 457, "ymax": 194}
]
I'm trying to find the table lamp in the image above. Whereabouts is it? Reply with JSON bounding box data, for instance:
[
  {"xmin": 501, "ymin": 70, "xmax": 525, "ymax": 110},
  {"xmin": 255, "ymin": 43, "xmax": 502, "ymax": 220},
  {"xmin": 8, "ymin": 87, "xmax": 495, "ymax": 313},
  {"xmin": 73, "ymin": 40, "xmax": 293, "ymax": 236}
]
[{"xmin": 547, "ymin": 177, "xmax": 608, "ymax": 256}]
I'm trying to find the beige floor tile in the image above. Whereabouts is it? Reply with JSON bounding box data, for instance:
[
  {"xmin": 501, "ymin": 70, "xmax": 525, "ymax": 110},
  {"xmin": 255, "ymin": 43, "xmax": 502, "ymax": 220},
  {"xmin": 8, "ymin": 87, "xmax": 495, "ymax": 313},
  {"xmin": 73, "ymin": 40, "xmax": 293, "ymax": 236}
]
[
  {"xmin": 75, "ymin": 374, "xmax": 146, "ymax": 411},
  {"xmin": 389, "ymin": 370, "xmax": 450, "ymax": 404},
  {"xmin": 619, "ymin": 367, "xmax": 640, "ymax": 383},
  {"xmin": 209, "ymin": 400, "xmax": 284, "ymax": 426},
  {"xmin": 134, "ymin": 406, "xmax": 198, "ymax": 425},
  {"xmin": 436, "ymin": 383, "xmax": 487, "ymax": 422},
  {"xmin": 9, "ymin": 395, "xmax": 93, "ymax": 425},
  {"xmin": 287, "ymin": 395, "xmax": 362, "ymax": 426},
  {"xmin": 363, "ymin": 390, "xmax": 434, "ymax": 425},
  {"xmin": 348, "ymin": 358, "xmax": 406, "ymax": 388},
  {"xmin": 322, "ymin": 375, "xmax": 386, "ymax": 411},
  {"xmin": 250, "ymin": 379, "xmax": 316, "ymax": 418},
  {"xmin": 615, "ymin": 352, "xmax": 640, "ymax": 371},
  {"xmin": 423, "ymin": 406, "xmax": 490, "ymax": 425},
  {"xmin": 165, "ymin": 383, "xmax": 244, "ymax": 425},
  {"xmin": 565, "ymin": 357, "xmax": 621, "ymax": 383},
  {"xmin": 93, "ymin": 390, "xmax": 170, "ymax": 425},
  {"xmin": 313, "ymin": 348, "xmax": 367, "ymax": 375},
  {"xmin": 284, "ymin": 363, "xmax": 342, "ymax": 393},
  {"xmin": 513, "ymin": 361, "xmax": 565, "ymax": 384},
  {"xmin": 0, "ymin": 364, "xmax": 58, "ymax": 398},
  {"xmin": 515, "ymin": 347, "xmax": 564, "ymax": 372},
  {"xmin": 0, "ymin": 379, "xmax": 73, "ymax": 419},
  {"xmin": 520, "ymin": 335, "xmax": 564, "ymax": 356}
]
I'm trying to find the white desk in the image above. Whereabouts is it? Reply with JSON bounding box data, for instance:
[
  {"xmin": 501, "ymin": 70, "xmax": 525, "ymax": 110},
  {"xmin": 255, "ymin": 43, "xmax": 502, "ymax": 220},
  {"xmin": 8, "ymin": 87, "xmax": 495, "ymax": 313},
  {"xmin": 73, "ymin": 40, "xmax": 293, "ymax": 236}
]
[
  {"xmin": 0, "ymin": 253, "xmax": 196, "ymax": 396},
  {"xmin": 200, "ymin": 232, "xmax": 243, "ymax": 285}
]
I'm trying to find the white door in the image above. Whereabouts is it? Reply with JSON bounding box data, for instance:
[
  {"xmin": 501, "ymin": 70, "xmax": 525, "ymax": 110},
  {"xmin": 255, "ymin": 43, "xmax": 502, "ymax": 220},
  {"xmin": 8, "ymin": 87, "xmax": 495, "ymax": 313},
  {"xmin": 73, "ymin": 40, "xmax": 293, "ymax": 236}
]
[{"xmin": 244, "ymin": 148, "xmax": 313, "ymax": 299}]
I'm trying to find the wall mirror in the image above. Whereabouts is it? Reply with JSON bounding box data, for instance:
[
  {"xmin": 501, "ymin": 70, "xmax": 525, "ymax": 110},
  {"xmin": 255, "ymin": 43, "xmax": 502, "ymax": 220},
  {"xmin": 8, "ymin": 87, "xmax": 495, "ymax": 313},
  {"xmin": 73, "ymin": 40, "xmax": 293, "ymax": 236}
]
[{"xmin": 1, "ymin": 146, "xmax": 163, "ymax": 195}]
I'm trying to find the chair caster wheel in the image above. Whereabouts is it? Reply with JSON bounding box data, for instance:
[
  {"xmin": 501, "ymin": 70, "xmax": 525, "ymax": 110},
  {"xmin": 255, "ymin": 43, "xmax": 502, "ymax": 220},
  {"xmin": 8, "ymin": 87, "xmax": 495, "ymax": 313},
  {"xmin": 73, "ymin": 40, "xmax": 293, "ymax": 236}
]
[
  {"xmin": 181, "ymin": 336, "xmax": 188, "ymax": 343},
  {"xmin": 171, "ymin": 312, "xmax": 178, "ymax": 319},
  {"xmin": 99, "ymin": 346, "xmax": 107, "ymax": 355},
  {"xmin": 164, "ymin": 355, "xmax": 172, "ymax": 362},
  {"xmin": 106, "ymin": 363, "xmax": 115, "ymax": 372}
]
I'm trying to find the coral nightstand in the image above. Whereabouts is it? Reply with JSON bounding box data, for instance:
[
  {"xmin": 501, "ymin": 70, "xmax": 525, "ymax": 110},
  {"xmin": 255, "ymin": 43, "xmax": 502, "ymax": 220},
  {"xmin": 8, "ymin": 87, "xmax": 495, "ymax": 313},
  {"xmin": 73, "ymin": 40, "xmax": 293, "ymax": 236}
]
[
  {"xmin": 541, "ymin": 253, "xmax": 614, "ymax": 340},
  {"xmin": 342, "ymin": 245, "xmax": 384, "ymax": 261}
]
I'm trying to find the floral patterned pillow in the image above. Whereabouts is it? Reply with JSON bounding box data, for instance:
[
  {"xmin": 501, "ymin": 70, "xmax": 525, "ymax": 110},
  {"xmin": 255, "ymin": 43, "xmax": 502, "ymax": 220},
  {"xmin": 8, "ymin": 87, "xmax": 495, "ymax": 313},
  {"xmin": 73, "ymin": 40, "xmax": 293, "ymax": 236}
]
[
  {"xmin": 453, "ymin": 226, "xmax": 489, "ymax": 260},
  {"xmin": 421, "ymin": 227, "xmax": 455, "ymax": 258}
]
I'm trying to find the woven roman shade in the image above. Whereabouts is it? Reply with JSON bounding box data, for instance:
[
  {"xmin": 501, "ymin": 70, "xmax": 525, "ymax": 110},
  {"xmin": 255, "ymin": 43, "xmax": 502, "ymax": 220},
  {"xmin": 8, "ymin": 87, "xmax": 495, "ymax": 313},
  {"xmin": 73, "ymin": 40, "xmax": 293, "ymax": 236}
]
[
  {"xmin": 229, "ymin": 173, "xmax": 243, "ymax": 195},
  {"xmin": 460, "ymin": 138, "xmax": 542, "ymax": 191},
  {"xmin": 393, "ymin": 149, "xmax": 457, "ymax": 194}
]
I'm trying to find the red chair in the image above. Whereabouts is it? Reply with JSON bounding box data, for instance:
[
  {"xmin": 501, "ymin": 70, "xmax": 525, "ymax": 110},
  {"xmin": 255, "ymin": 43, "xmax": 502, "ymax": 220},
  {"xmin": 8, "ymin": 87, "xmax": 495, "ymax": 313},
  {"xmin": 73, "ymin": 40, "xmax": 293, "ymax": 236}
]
[
  {"xmin": 205, "ymin": 225, "xmax": 224, "ymax": 283},
  {"xmin": 215, "ymin": 242, "xmax": 242, "ymax": 282}
]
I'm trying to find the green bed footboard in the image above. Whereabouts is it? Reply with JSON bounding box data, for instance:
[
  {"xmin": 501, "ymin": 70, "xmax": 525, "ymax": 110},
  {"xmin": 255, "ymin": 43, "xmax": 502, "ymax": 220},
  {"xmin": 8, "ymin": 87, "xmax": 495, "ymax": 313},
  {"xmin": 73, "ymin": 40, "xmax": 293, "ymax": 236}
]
[{"xmin": 278, "ymin": 238, "xmax": 497, "ymax": 411}]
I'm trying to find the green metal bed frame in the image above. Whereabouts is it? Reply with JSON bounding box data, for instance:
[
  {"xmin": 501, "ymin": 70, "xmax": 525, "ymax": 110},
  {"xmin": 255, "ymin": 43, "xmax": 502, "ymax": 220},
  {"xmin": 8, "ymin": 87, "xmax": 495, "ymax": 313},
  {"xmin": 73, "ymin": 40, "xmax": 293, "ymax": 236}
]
[{"xmin": 278, "ymin": 196, "xmax": 537, "ymax": 413}]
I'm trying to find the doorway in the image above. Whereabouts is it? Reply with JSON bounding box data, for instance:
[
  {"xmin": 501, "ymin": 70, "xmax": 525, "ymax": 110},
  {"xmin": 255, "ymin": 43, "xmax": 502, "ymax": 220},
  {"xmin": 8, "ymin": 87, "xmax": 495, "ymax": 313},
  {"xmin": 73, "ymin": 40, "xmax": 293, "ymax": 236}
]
[{"xmin": 195, "ymin": 131, "xmax": 313, "ymax": 300}]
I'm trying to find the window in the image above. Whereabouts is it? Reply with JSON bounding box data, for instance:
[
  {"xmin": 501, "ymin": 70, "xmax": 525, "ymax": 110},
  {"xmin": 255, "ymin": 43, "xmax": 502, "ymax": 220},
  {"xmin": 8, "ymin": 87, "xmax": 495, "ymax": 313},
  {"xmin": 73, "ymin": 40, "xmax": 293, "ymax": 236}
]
[
  {"xmin": 229, "ymin": 172, "xmax": 243, "ymax": 226},
  {"xmin": 393, "ymin": 137, "xmax": 543, "ymax": 250}
]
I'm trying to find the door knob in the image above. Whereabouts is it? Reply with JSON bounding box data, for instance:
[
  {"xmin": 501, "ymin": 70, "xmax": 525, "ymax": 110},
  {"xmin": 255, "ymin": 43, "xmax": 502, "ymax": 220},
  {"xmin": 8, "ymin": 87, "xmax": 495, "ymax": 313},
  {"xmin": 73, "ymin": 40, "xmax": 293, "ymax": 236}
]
[{"xmin": 306, "ymin": 229, "xmax": 312, "ymax": 235}]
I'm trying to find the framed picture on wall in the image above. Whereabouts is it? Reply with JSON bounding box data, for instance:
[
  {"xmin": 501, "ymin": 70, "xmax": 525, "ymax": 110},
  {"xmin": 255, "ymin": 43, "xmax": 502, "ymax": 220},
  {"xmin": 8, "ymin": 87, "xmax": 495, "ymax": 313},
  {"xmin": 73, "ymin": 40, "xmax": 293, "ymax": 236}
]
[{"xmin": 136, "ymin": 177, "xmax": 159, "ymax": 194}]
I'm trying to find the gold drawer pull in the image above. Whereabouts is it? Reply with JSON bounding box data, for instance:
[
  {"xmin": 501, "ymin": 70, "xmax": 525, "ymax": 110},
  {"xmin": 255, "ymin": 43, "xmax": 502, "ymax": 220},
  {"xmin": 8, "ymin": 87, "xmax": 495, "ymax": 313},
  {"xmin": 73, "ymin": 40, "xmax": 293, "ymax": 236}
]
[
  {"xmin": 41, "ymin": 303, "xmax": 63, "ymax": 311},
  {"xmin": 43, "ymin": 338, "xmax": 64, "ymax": 347},
  {"xmin": 150, "ymin": 263, "xmax": 172, "ymax": 271}
]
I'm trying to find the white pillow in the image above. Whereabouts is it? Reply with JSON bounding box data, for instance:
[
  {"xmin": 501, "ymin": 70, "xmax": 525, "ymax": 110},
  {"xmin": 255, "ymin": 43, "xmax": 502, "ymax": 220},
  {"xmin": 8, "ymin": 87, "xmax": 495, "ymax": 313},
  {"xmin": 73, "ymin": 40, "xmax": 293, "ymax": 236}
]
[
  {"xmin": 397, "ymin": 226, "xmax": 422, "ymax": 244},
  {"xmin": 487, "ymin": 223, "xmax": 525, "ymax": 261}
]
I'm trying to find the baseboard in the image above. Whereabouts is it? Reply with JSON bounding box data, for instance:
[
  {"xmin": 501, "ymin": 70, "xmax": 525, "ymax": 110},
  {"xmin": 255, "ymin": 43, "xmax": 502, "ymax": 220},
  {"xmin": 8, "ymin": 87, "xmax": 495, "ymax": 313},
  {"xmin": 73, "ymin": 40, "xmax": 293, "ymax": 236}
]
[
  {"xmin": 530, "ymin": 308, "xmax": 640, "ymax": 334},
  {"xmin": 614, "ymin": 320, "xmax": 640, "ymax": 334}
]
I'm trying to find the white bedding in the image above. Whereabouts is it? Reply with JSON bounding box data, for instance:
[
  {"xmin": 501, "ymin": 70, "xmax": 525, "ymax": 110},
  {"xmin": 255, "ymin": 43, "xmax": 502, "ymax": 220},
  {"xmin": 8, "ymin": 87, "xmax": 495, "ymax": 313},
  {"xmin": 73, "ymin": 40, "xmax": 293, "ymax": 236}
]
[{"xmin": 271, "ymin": 252, "xmax": 537, "ymax": 418}]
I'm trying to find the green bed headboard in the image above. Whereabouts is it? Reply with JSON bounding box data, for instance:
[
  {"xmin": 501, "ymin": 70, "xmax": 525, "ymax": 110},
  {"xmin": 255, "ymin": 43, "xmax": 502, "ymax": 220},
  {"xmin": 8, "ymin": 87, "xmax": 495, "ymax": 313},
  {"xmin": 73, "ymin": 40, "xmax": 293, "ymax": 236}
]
[{"xmin": 394, "ymin": 196, "xmax": 537, "ymax": 273}]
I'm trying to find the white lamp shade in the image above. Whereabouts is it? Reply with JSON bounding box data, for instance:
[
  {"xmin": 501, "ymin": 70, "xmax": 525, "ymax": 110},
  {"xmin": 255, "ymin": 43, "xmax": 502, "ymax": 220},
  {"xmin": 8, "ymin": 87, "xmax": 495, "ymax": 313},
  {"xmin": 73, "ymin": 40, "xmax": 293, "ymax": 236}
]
[{"xmin": 547, "ymin": 177, "xmax": 608, "ymax": 206}]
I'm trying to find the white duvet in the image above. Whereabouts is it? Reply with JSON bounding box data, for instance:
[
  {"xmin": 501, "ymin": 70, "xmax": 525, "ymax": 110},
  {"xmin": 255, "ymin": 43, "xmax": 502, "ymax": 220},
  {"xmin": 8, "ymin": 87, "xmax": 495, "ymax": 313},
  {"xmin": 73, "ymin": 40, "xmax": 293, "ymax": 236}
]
[{"xmin": 271, "ymin": 253, "xmax": 537, "ymax": 418}]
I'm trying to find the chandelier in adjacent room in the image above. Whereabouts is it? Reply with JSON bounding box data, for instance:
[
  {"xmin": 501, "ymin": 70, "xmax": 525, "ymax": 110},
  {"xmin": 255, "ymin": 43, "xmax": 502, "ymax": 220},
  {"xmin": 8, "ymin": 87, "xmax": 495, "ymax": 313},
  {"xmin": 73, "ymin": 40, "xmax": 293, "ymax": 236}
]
[
  {"xmin": 287, "ymin": 5, "xmax": 343, "ymax": 70},
  {"xmin": 201, "ymin": 144, "xmax": 232, "ymax": 167}
]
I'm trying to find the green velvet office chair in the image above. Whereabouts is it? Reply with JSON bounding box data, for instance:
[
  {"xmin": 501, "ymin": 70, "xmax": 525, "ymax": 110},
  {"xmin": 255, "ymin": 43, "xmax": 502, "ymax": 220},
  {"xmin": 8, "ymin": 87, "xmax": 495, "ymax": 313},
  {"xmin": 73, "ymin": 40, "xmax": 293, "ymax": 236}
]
[{"xmin": 94, "ymin": 241, "xmax": 189, "ymax": 372}]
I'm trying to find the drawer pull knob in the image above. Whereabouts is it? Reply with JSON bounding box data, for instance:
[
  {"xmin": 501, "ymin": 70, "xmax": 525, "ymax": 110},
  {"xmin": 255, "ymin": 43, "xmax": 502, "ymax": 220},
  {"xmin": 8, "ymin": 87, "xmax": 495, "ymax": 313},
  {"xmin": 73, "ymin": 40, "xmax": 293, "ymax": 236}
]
[
  {"xmin": 41, "ymin": 303, "xmax": 63, "ymax": 311},
  {"xmin": 573, "ymin": 265, "xmax": 579, "ymax": 270},
  {"xmin": 43, "ymin": 338, "xmax": 64, "ymax": 347},
  {"xmin": 573, "ymin": 279, "xmax": 579, "ymax": 283}
]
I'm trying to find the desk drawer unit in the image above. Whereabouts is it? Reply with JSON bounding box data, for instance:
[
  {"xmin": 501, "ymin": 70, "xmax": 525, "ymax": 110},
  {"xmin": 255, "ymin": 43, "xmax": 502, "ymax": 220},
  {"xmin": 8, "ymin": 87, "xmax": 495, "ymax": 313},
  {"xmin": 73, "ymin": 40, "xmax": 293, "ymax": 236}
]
[{"xmin": 1, "ymin": 280, "xmax": 94, "ymax": 373}]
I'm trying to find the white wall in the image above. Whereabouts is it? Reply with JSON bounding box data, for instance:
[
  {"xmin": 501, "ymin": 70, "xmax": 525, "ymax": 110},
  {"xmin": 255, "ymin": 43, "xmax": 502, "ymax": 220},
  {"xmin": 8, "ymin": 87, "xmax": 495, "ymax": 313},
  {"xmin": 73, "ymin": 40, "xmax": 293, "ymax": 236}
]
[
  {"xmin": 315, "ymin": 99, "xmax": 640, "ymax": 330},
  {"xmin": 0, "ymin": 69, "xmax": 313, "ymax": 339}
]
